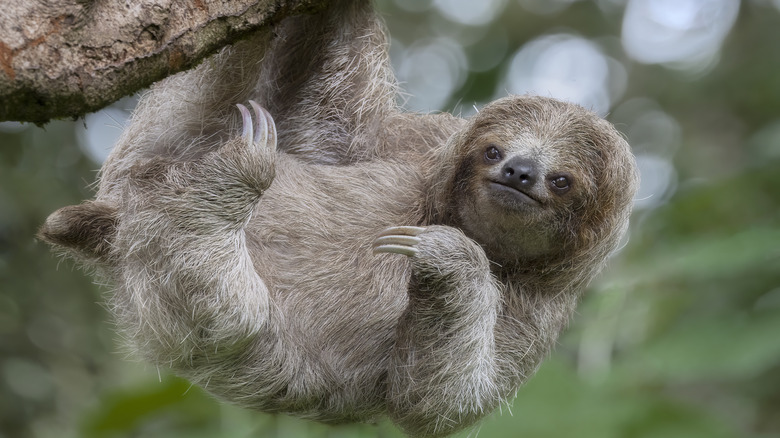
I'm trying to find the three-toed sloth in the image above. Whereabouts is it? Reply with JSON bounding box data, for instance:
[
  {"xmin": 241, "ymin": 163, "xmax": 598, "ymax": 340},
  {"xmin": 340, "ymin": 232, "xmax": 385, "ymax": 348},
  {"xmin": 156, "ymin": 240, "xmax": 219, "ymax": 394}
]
[{"xmin": 40, "ymin": 1, "xmax": 639, "ymax": 436}]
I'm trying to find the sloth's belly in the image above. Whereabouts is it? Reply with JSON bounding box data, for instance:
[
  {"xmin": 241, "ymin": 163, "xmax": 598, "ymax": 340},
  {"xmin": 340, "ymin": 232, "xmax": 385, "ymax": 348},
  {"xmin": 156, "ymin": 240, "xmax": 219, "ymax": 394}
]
[{"xmin": 236, "ymin": 157, "xmax": 419, "ymax": 410}]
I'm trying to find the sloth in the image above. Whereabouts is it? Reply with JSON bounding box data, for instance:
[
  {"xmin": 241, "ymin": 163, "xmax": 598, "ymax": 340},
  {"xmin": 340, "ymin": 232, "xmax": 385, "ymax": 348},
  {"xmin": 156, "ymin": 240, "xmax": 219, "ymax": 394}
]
[{"xmin": 39, "ymin": 1, "xmax": 639, "ymax": 437}]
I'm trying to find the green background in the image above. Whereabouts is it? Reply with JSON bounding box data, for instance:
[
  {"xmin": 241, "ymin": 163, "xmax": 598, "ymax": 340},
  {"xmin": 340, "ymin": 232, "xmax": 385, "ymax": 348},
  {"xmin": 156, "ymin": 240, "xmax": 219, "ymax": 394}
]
[{"xmin": 1, "ymin": 1, "xmax": 779, "ymax": 437}]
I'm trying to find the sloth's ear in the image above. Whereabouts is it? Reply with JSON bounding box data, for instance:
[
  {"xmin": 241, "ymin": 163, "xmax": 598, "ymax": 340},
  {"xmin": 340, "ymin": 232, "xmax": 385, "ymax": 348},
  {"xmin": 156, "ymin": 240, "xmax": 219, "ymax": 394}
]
[{"xmin": 39, "ymin": 201, "xmax": 118, "ymax": 261}]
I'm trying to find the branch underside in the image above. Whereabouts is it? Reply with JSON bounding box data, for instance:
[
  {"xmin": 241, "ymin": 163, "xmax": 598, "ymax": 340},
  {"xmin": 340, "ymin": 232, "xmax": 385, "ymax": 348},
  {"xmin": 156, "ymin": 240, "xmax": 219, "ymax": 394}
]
[{"xmin": 0, "ymin": 0, "xmax": 325, "ymax": 124}]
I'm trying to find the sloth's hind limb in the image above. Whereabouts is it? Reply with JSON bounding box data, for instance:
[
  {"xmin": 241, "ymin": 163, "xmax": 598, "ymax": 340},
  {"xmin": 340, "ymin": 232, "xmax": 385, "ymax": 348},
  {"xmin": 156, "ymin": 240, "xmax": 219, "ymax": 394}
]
[{"xmin": 112, "ymin": 102, "xmax": 279, "ymax": 379}]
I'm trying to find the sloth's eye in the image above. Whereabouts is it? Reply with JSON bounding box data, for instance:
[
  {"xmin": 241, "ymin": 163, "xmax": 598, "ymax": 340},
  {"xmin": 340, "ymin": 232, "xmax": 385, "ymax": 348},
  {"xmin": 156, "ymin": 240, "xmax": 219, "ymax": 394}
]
[
  {"xmin": 484, "ymin": 146, "xmax": 502, "ymax": 162},
  {"xmin": 550, "ymin": 176, "xmax": 571, "ymax": 192},
  {"xmin": 552, "ymin": 177, "xmax": 569, "ymax": 188}
]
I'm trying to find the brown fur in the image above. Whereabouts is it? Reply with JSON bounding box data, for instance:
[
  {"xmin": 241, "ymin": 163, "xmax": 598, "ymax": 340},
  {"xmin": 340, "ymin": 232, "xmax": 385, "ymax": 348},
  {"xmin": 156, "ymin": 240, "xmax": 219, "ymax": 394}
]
[{"xmin": 39, "ymin": 1, "xmax": 639, "ymax": 436}]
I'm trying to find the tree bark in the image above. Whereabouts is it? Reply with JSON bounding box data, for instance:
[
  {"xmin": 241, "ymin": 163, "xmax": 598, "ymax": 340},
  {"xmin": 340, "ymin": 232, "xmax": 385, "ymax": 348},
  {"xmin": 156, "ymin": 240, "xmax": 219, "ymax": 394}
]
[{"xmin": 0, "ymin": 0, "xmax": 325, "ymax": 124}]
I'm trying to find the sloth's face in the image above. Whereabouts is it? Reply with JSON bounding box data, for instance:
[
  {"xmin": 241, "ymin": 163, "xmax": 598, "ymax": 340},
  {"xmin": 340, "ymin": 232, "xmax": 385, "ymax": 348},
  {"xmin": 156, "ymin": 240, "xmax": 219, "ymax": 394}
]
[
  {"xmin": 450, "ymin": 96, "xmax": 629, "ymax": 263},
  {"xmin": 455, "ymin": 135, "xmax": 596, "ymax": 261},
  {"xmin": 475, "ymin": 141, "xmax": 586, "ymax": 214}
]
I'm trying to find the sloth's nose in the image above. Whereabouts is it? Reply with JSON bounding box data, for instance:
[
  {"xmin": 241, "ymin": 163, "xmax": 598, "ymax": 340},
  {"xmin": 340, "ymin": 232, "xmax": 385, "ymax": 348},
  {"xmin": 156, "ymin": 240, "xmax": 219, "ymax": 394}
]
[{"xmin": 501, "ymin": 157, "xmax": 538, "ymax": 188}]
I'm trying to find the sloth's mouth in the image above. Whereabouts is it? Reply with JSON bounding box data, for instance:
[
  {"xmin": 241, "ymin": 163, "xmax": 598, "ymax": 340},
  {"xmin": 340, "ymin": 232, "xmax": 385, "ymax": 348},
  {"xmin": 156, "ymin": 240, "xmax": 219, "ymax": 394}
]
[{"xmin": 487, "ymin": 181, "xmax": 542, "ymax": 205}]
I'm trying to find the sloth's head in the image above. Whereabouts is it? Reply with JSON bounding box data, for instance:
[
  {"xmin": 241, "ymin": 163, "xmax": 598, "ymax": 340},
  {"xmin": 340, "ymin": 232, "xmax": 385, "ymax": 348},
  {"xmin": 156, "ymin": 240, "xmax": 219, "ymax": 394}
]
[{"xmin": 444, "ymin": 95, "xmax": 639, "ymax": 271}]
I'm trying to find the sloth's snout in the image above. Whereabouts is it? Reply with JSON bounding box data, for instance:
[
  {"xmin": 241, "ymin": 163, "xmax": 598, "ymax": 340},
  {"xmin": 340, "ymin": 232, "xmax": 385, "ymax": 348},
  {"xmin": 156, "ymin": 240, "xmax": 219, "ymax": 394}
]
[{"xmin": 500, "ymin": 157, "xmax": 539, "ymax": 190}]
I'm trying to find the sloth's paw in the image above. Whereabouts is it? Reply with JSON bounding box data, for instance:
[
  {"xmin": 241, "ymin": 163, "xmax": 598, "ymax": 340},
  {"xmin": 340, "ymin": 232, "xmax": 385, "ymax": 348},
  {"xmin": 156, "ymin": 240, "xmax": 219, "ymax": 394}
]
[
  {"xmin": 373, "ymin": 225, "xmax": 491, "ymax": 281},
  {"xmin": 146, "ymin": 102, "xmax": 279, "ymax": 228},
  {"xmin": 201, "ymin": 100, "xmax": 277, "ymax": 198}
]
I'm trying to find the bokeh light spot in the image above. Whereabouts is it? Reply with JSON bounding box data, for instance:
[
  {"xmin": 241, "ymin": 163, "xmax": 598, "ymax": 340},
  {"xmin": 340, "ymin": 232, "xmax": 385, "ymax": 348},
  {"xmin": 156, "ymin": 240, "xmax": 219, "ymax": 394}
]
[
  {"xmin": 396, "ymin": 38, "xmax": 468, "ymax": 111},
  {"xmin": 433, "ymin": 0, "xmax": 508, "ymax": 26},
  {"xmin": 621, "ymin": 0, "xmax": 740, "ymax": 70},
  {"xmin": 500, "ymin": 34, "xmax": 624, "ymax": 115}
]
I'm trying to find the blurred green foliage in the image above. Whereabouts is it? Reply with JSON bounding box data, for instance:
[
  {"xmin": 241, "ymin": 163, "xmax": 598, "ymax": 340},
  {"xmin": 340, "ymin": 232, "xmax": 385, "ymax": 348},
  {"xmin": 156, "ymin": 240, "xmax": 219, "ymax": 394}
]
[{"xmin": 2, "ymin": 1, "xmax": 779, "ymax": 437}]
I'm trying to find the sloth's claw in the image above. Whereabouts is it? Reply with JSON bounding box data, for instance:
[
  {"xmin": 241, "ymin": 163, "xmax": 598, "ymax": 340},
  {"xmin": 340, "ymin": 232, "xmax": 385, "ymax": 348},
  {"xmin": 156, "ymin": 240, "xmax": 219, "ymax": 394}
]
[
  {"xmin": 236, "ymin": 103, "xmax": 253, "ymax": 143},
  {"xmin": 237, "ymin": 100, "xmax": 278, "ymax": 151},
  {"xmin": 249, "ymin": 100, "xmax": 277, "ymax": 148},
  {"xmin": 374, "ymin": 235, "xmax": 421, "ymax": 247},
  {"xmin": 373, "ymin": 226, "xmax": 426, "ymax": 257},
  {"xmin": 373, "ymin": 244, "xmax": 418, "ymax": 257}
]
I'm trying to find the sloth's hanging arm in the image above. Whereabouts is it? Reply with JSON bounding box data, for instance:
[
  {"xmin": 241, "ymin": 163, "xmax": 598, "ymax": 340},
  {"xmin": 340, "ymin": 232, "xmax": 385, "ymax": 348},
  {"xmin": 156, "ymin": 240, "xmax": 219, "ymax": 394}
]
[{"xmin": 255, "ymin": 0, "xmax": 400, "ymax": 163}]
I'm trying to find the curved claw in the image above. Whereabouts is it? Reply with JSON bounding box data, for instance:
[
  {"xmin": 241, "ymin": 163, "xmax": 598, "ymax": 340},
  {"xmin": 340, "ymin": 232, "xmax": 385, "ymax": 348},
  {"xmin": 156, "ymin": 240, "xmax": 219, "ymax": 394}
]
[
  {"xmin": 238, "ymin": 100, "xmax": 277, "ymax": 150},
  {"xmin": 265, "ymin": 107, "xmax": 278, "ymax": 148},
  {"xmin": 248, "ymin": 100, "xmax": 277, "ymax": 149},
  {"xmin": 372, "ymin": 226, "xmax": 426, "ymax": 257},
  {"xmin": 248, "ymin": 100, "xmax": 267, "ymax": 146},
  {"xmin": 373, "ymin": 244, "xmax": 419, "ymax": 257},
  {"xmin": 374, "ymin": 235, "xmax": 421, "ymax": 247},
  {"xmin": 236, "ymin": 103, "xmax": 253, "ymax": 143}
]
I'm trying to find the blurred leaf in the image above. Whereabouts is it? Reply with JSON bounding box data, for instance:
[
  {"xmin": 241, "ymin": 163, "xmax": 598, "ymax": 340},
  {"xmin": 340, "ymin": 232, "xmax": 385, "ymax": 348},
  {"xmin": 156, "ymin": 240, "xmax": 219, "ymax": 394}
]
[
  {"xmin": 626, "ymin": 227, "xmax": 780, "ymax": 285},
  {"xmin": 623, "ymin": 312, "xmax": 780, "ymax": 382},
  {"xmin": 475, "ymin": 358, "xmax": 739, "ymax": 438},
  {"xmin": 81, "ymin": 377, "xmax": 220, "ymax": 438}
]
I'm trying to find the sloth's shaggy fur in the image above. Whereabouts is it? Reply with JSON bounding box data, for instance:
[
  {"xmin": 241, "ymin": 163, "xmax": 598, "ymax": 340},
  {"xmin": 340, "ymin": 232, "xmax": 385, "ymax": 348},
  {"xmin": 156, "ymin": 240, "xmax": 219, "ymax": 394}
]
[{"xmin": 40, "ymin": 1, "xmax": 639, "ymax": 436}]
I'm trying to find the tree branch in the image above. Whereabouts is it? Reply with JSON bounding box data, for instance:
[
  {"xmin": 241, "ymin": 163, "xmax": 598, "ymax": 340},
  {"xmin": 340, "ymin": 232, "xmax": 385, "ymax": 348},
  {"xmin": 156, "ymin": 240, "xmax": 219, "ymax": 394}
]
[{"xmin": 0, "ymin": 0, "xmax": 325, "ymax": 124}]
